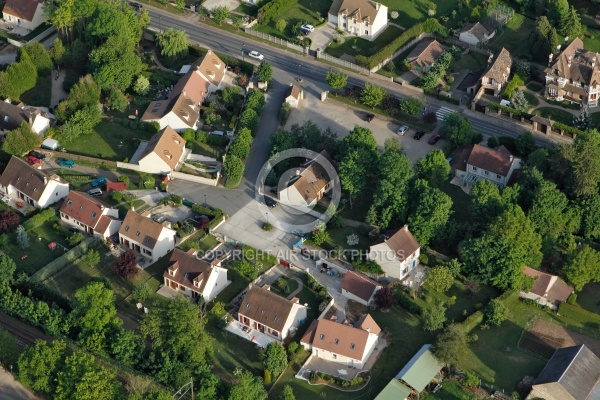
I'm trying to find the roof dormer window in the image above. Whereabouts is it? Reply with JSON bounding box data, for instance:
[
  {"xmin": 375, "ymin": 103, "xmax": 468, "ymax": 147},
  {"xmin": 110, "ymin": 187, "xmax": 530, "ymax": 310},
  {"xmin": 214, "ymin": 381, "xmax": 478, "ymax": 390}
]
[
  {"xmin": 335, "ymin": 338, "xmax": 339, "ymax": 344},
  {"xmin": 136, "ymin": 231, "xmax": 140, "ymax": 237},
  {"xmin": 350, "ymin": 343, "xmax": 355, "ymax": 349},
  {"xmin": 320, "ymin": 334, "xmax": 325, "ymax": 340},
  {"xmin": 125, "ymin": 226, "xmax": 130, "ymax": 231}
]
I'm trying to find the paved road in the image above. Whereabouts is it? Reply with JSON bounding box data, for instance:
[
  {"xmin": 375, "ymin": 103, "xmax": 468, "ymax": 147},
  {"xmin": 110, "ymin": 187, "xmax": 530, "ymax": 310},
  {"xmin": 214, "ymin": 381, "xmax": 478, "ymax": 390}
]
[{"xmin": 0, "ymin": 368, "xmax": 39, "ymax": 400}]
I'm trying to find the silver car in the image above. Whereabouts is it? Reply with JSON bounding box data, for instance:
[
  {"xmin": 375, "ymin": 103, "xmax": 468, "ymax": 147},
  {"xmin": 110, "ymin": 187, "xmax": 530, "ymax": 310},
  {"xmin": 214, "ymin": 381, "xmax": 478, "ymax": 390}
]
[
  {"xmin": 248, "ymin": 51, "xmax": 264, "ymax": 60},
  {"xmin": 397, "ymin": 125, "xmax": 409, "ymax": 135}
]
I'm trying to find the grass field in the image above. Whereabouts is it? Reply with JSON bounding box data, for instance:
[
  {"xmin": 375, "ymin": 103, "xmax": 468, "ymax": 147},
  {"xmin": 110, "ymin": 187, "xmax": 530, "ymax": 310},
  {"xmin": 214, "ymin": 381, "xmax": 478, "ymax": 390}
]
[
  {"xmin": 526, "ymin": 82, "xmax": 543, "ymax": 92},
  {"xmin": 255, "ymin": 0, "xmax": 331, "ymax": 39},
  {"xmin": 325, "ymin": 26, "xmax": 405, "ymax": 58},
  {"xmin": 382, "ymin": 0, "xmax": 463, "ymax": 28},
  {"xmin": 270, "ymin": 276, "xmax": 299, "ymax": 296},
  {"xmin": 451, "ymin": 52, "xmax": 489, "ymax": 73},
  {"xmin": 62, "ymin": 121, "xmax": 155, "ymax": 161},
  {"xmin": 523, "ymin": 91, "xmax": 540, "ymax": 107},
  {"xmin": 177, "ymin": 231, "xmax": 219, "ymax": 253},
  {"xmin": 489, "ymin": 14, "xmax": 535, "ymax": 58},
  {"xmin": 533, "ymin": 107, "xmax": 574, "ymax": 125},
  {"xmin": 21, "ymin": 75, "xmax": 52, "ymax": 107},
  {"xmin": 43, "ymin": 243, "xmax": 155, "ymax": 301}
]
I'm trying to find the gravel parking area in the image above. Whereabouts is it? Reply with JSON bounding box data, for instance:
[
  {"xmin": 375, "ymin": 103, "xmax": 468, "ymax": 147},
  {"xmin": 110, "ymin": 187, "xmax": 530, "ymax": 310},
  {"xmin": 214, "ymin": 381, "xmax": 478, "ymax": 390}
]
[{"xmin": 285, "ymin": 91, "xmax": 442, "ymax": 164}]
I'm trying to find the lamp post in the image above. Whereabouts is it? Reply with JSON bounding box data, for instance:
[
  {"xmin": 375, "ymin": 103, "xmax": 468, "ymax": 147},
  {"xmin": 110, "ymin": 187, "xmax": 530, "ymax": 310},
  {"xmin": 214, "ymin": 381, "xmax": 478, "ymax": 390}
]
[
  {"xmin": 204, "ymin": 194, "xmax": 207, "ymax": 205},
  {"xmin": 265, "ymin": 212, "xmax": 269, "ymax": 224},
  {"xmin": 297, "ymin": 64, "xmax": 301, "ymax": 81},
  {"xmin": 159, "ymin": 15, "xmax": 162, "ymax": 33},
  {"xmin": 241, "ymin": 43, "xmax": 245, "ymax": 61}
]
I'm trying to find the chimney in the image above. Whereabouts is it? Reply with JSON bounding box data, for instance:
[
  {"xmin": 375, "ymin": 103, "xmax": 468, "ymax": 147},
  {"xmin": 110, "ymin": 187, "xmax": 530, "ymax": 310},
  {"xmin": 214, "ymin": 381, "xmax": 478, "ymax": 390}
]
[
  {"xmin": 291, "ymin": 297, "xmax": 300, "ymax": 304},
  {"xmin": 296, "ymin": 169, "xmax": 300, "ymax": 176},
  {"xmin": 548, "ymin": 53, "xmax": 553, "ymax": 66},
  {"xmin": 43, "ymin": 176, "xmax": 48, "ymax": 185},
  {"xmin": 509, "ymin": 155, "xmax": 514, "ymax": 162},
  {"xmin": 403, "ymin": 224, "xmax": 409, "ymax": 231},
  {"xmin": 593, "ymin": 57, "xmax": 597, "ymax": 68},
  {"xmin": 375, "ymin": 2, "xmax": 380, "ymax": 10},
  {"xmin": 263, "ymin": 284, "xmax": 271, "ymax": 291}
]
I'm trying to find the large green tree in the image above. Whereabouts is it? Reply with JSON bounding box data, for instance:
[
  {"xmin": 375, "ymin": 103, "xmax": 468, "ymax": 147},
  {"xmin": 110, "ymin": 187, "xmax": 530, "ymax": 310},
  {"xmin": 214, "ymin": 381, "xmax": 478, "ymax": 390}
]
[
  {"xmin": 570, "ymin": 131, "xmax": 600, "ymax": 198},
  {"xmin": 441, "ymin": 112, "xmax": 480, "ymax": 150},
  {"xmin": 264, "ymin": 342, "xmax": 287, "ymax": 378},
  {"xmin": 0, "ymin": 252, "xmax": 16, "ymax": 290},
  {"xmin": 580, "ymin": 195, "xmax": 600, "ymax": 240},
  {"xmin": 422, "ymin": 301, "xmax": 447, "ymax": 331},
  {"xmin": 325, "ymin": 70, "xmax": 348, "ymax": 95},
  {"xmin": 339, "ymin": 126, "xmax": 378, "ymax": 207},
  {"xmin": 256, "ymin": 61, "xmax": 273, "ymax": 83},
  {"xmin": 484, "ymin": 298, "xmax": 508, "ymax": 326},
  {"xmin": 400, "ymin": 96, "xmax": 424, "ymax": 121},
  {"xmin": 426, "ymin": 266, "xmax": 454, "ymax": 293},
  {"xmin": 561, "ymin": 6, "xmax": 584, "ymax": 42},
  {"xmin": 407, "ymin": 179, "xmax": 453, "ymax": 246},
  {"xmin": 17, "ymin": 340, "xmax": 67, "ymax": 395},
  {"xmin": 156, "ymin": 28, "xmax": 189, "ymax": 59},
  {"xmin": 529, "ymin": 16, "xmax": 559, "ymax": 62},
  {"xmin": 0, "ymin": 51, "xmax": 37, "ymax": 99},
  {"xmin": 228, "ymin": 370, "xmax": 267, "ymax": 400},
  {"xmin": 564, "ymin": 244, "xmax": 600, "ymax": 291},
  {"xmin": 223, "ymin": 155, "xmax": 245, "ymax": 188},
  {"xmin": 71, "ymin": 281, "xmax": 122, "ymax": 352},
  {"xmin": 55, "ymin": 352, "xmax": 119, "ymax": 400},
  {"xmin": 415, "ymin": 149, "xmax": 450, "ymax": 187},
  {"xmin": 55, "ymin": 74, "xmax": 101, "ymax": 122},
  {"xmin": 360, "ymin": 83, "xmax": 387, "ymax": 109},
  {"xmin": 20, "ymin": 42, "xmax": 53, "ymax": 76},
  {"xmin": 548, "ymin": 0, "xmax": 569, "ymax": 29},
  {"xmin": 433, "ymin": 324, "xmax": 469, "ymax": 368},
  {"xmin": 2, "ymin": 122, "xmax": 42, "ymax": 156}
]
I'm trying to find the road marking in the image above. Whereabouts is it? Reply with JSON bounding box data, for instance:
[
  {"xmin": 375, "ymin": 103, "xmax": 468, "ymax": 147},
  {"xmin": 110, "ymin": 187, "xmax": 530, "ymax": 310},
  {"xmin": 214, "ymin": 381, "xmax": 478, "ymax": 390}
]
[{"xmin": 435, "ymin": 107, "xmax": 454, "ymax": 120}]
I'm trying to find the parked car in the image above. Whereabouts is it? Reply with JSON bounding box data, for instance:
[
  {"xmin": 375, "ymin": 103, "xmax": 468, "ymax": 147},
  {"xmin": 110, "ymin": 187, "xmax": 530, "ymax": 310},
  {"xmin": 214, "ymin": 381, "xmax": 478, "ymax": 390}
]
[
  {"xmin": 428, "ymin": 134, "xmax": 441, "ymax": 145},
  {"xmin": 500, "ymin": 99, "xmax": 513, "ymax": 108},
  {"xmin": 397, "ymin": 125, "xmax": 409, "ymax": 135},
  {"xmin": 58, "ymin": 159, "xmax": 75, "ymax": 168},
  {"xmin": 29, "ymin": 151, "xmax": 46, "ymax": 160},
  {"xmin": 248, "ymin": 51, "xmax": 264, "ymax": 60},
  {"xmin": 27, "ymin": 155, "xmax": 41, "ymax": 165},
  {"xmin": 365, "ymin": 113, "xmax": 375, "ymax": 122},
  {"xmin": 300, "ymin": 24, "xmax": 314, "ymax": 33},
  {"xmin": 90, "ymin": 176, "xmax": 107, "ymax": 188},
  {"xmin": 87, "ymin": 188, "xmax": 102, "ymax": 197},
  {"xmin": 130, "ymin": 1, "xmax": 143, "ymax": 11},
  {"xmin": 413, "ymin": 130, "xmax": 427, "ymax": 140},
  {"xmin": 264, "ymin": 195, "xmax": 277, "ymax": 208}
]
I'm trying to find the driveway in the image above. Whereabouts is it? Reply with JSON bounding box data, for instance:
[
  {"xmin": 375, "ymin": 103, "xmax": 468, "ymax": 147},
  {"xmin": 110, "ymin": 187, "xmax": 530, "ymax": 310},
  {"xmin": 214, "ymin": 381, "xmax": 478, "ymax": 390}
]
[
  {"xmin": 310, "ymin": 22, "xmax": 336, "ymax": 52},
  {"xmin": 202, "ymin": 0, "xmax": 238, "ymax": 10},
  {"xmin": 285, "ymin": 91, "xmax": 443, "ymax": 164},
  {"xmin": 51, "ymin": 69, "xmax": 68, "ymax": 108}
]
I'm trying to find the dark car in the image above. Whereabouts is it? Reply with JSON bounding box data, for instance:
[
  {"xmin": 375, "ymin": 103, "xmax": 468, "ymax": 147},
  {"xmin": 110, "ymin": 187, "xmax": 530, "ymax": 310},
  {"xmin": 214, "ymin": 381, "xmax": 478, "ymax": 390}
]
[
  {"xmin": 413, "ymin": 130, "xmax": 427, "ymax": 140},
  {"xmin": 130, "ymin": 2, "xmax": 143, "ymax": 11},
  {"xmin": 365, "ymin": 113, "xmax": 375, "ymax": 123},
  {"xmin": 264, "ymin": 195, "xmax": 277, "ymax": 208},
  {"xmin": 29, "ymin": 151, "xmax": 46, "ymax": 160},
  {"xmin": 428, "ymin": 134, "xmax": 441, "ymax": 145}
]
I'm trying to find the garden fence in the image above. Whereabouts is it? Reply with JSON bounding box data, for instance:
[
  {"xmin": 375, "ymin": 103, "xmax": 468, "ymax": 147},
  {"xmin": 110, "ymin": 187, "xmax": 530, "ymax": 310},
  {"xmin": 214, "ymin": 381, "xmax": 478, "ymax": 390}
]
[
  {"xmin": 317, "ymin": 52, "xmax": 371, "ymax": 75},
  {"xmin": 369, "ymin": 33, "xmax": 434, "ymax": 72},
  {"xmin": 30, "ymin": 238, "xmax": 95, "ymax": 283},
  {"xmin": 244, "ymin": 29, "xmax": 305, "ymax": 53},
  {"xmin": 443, "ymin": 37, "xmax": 491, "ymax": 56}
]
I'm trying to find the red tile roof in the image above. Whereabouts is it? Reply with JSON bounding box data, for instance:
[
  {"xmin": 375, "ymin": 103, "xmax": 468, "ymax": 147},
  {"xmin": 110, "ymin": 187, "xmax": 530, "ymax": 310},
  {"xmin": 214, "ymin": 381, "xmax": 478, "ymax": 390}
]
[
  {"xmin": 238, "ymin": 285, "xmax": 297, "ymax": 333},
  {"xmin": 467, "ymin": 144, "xmax": 515, "ymax": 177},
  {"xmin": 2, "ymin": 0, "xmax": 43, "ymax": 22},
  {"xmin": 302, "ymin": 318, "xmax": 376, "ymax": 360},
  {"xmin": 163, "ymin": 249, "xmax": 215, "ymax": 294},
  {"xmin": 523, "ymin": 267, "xmax": 573, "ymax": 304},
  {"xmin": 372, "ymin": 225, "xmax": 420, "ymax": 260},
  {"xmin": 341, "ymin": 271, "xmax": 380, "ymax": 302},
  {"xmin": 60, "ymin": 191, "xmax": 112, "ymax": 229},
  {"xmin": 106, "ymin": 181, "xmax": 127, "ymax": 191}
]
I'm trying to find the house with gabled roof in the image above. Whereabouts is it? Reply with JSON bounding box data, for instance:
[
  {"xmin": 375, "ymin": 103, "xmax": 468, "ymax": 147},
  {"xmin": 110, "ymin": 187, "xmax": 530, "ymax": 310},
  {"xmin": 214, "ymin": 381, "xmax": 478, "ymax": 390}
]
[
  {"xmin": 457, "ymin": 144, "xmax": 521, "ymax": 189},
  {"xmin": 480, "ymin": 47, "xmax": 512, "ymax": 97},
  {"xmin": 163, "ymin": 248, "xmax": 229, "ymax": 302},
  {"xmin": 278, "ymin": 151, "xmax": 335, "ymax": 209},
  {"xmin": 60, "ymin": 191, "xmax": 121, "ymax": 240},
  {"xmin": 328, "ymin": 0, "xmax": 388, "ymax": 41},
  {"xmin": 2, "ymin": 0, "xmax": 46, "ymax": 31},
  {"xmin": 141, "ymin": 50, "xmax": 225, "ymax": 132},
  {"xmin": 457, "ymin": 21, "xmax": 496, "ymax": 47},
  {"xmin": 237, "ymin": 284, "xmax": 307, "ymax": 342},
  {"xmin": 134, "ymin": 126, "xmax": 187, "ymax": 175},
  {"xmin": 368, "ymin": 225, "xmax": 421, "ymax": 282},
  {"xmin": 119, "ymin": 211, "xmax": 176, "ymax": 263},
  {"xmin": 0, "ymin": 101, "xmax": 52, "ymax": 136},
  {"xmin": 406, "ymin": 40, "xmax": 445, "ymax": 74},
  {"xmin": 341, "ymin": 270, "xmax": 382, "ymax": 306},
  {"xmin": 300, "ymin": 314, "xmax": 381, "ymax": 369},
  {"xmin": 545, "ymin": 38, "xmax": 600, "ymax": 108},
  {"xmin": 529, "ymin": 345, "xmax": 600, "ymax": 400},
  {"xmin": 284, "ymin": 84, "xmax": 302, "ymax": 108},
  {"xmin": 520, "ymin": 267, "xmax": 573, "ymax": 310},
  {"xmin": 0, "ymin": 156, "xmax": 69, "ymax": 209},
  {"xmin": 375, "ymin": 344, "xmax": 444, "ymax": 400}
]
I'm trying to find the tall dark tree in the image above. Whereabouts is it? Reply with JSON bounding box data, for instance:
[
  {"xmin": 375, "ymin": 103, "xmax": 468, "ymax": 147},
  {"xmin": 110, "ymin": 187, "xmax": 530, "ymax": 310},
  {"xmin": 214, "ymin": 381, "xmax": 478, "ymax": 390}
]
[
  {"xmin": 407, "ymin": 179, "xmax": 453, "ymax": 246},
  {"xmin": 115, "ymin": 249, "xmax": 138, "ymax": 278},
  {"xmin": 0, "ymin": 211, "xmax": 20, "ymax": 234},
  {"xmin": 17, "ymin": 340, "xmax": 67, "ymax": 395},
  {"xmin": 433, "ymin": 324, "xmax": 469, "ymax": 369},
  {"xmin": 529, "ymin": 16, "xmax": 559, "ymax": 62},
  {"xmin": 374, "ymin": 286, "xmax": 396, "ymax": 309},
  {"xmin": 415, "ymin": 149, "xmax": 450, "ymax": 187}
]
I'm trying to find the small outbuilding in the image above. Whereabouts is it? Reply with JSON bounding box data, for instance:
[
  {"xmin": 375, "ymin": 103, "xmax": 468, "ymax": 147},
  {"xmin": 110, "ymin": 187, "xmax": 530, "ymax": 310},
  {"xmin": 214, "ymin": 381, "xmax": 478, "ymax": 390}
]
[{"xmin": 41, "ymin": 138, "xmax": 59, "ymax": 150}]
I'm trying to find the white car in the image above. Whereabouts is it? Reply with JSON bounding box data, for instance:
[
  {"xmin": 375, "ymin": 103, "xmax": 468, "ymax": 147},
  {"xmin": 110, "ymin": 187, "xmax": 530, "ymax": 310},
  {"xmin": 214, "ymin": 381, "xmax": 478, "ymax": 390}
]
[
  {"xmin": 397, "ymin": 125, "xmax": 409, "ymax": 135},
  {"xmin": 300, "ymin": 24, "xmax": 314, "ymax": 33},
  {"xmin": 248, "ymin": 51, "xmax": 264, "ymax": 60}
]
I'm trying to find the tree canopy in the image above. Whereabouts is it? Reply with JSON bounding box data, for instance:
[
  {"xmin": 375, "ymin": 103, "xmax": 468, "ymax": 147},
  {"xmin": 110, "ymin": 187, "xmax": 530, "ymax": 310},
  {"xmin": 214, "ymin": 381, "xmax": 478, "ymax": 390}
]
[
  {"xmin": 407, "ymin": 179, "xmax": 453, "ymax": 246},
  {"xmin": 325, "ymin": 70, "xmax": 348, "ymax": 95},
  {"xmin": 2, "ymin": 122, "xmax": 42, "ymax": 156},
  {"xmin": 415, "ymin": 149, "xmax": 450, "ymax": 188}
]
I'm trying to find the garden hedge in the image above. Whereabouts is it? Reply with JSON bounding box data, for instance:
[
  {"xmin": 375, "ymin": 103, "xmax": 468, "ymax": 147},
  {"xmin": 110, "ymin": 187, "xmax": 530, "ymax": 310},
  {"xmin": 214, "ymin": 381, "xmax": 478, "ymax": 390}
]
[
  {"xmin": 30, "ymin": 238, "xmax": 95, "ymax": 283},
  {"xmin": 258, "ymin": 0, "xmax": 298, "ymax": 24},
  {"xmin": 558, "ymin": 302, "xmax": 600, "ymax": 326}
]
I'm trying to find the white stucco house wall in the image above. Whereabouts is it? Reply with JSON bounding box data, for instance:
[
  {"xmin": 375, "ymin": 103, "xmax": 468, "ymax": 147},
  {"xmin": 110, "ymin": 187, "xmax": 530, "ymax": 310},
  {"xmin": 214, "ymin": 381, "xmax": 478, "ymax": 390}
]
[
  {"xmin": 368, "ymin": 225, "xmax": 421, "ymax": 282},
  {"xmin": 328, "ymin": 0, "xmax": 388, "ymax": 41},
  {"xmin": 341, "ymin": 270, "xmax": 382, "ymax": 306},
  {"xmin": 456, "ymin": 144, "xmax": 521, "ymax": 189},
  {"xmin": 119, "ymin": 211, "xmax": 176, "ymax": 263},
  {"xmin": 2, "ymin": 0, "xmax": 46, "ymax": 31},
  {"xmin": 163, "ymin": 248, "xmax": 230, "ymax": 302},
  {"xmin": 301, "ymin": 314, "xmax": 381, "ymax": 369},
  {"xmin": 60, "ymin": 191, "xmax": 121, "ymax": 240},
  {"xmin": 457, "ymin": 21, "xmax": 496, "ymax": 46},
  {"xmin": 238, "ymin": 284, "xmax": 308, "ymax": 342},
  {"xmin": 0, "ymin": 156, "xmax": 69, "ymax": 209}
]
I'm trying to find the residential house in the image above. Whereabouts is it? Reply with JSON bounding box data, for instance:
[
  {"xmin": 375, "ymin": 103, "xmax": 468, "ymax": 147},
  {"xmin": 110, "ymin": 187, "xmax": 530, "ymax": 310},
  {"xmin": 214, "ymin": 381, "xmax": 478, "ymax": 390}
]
[
  {"xmin": 0, "ymin": 101, "xmax": 51, "ymax": 136},
  {"xmin": 2, "ymin": 0, "xmax": 46, "ymax": 31},
  {"xmin": 118, "ymin": 211, "xmax": 176, "ymax": 263},
  {"xmin": 60, "ymin": 191, "xmax": 121, "ymax": 240},
  {"xmin": 300, "ymin": 315, "xmax": 381, "ymax": 369},
  {"xmin": 284, "ymin": 84, "xmax": 302, "ymax": 108},
  {"xmin": 406, "ymin": 40, "xmax": 445, "ymax": 74},
  {"xmin": 520, "ymin": 267, "xmax": 573, "ymax": 310},
  {"xmin": 278, "ymin": 151, "xmax": 334, "ymax": 209},
  {"xmin": 457, "ymin": 144, "xmax": 521, "ymax": 188},
  {"xmin": 238, "ymin": 284, "xmax": 308, "ymax": 341},
  {"xmin": 368, "ymin": 225, "xmax": 421, "ymax": 282},
  {"xmin": 134, "ymin": 126, "xmax": 187, "ymax": 175},
  {"xmin": 457, "ymin": 21, "xmax": 496, "ymax": 46},
  {"xmin": 529, "ymin": 345, "xmax": 600, "ymax": 400},
  {"xmin": 328, "ymin": 0, "xmax": 388, "ymax": 41},
  {"xmin": 480, "ymin": 47, "xmax": 512, "ymax": 96},
  {"xmin": 375, "ymin": 344, "xmax": 444, "ymax": 400},
  {"xmin": 141, "ymin": 50, "xmax": 226, "ymax": 132},
  {"xmin": 163, "ymin": 248, "xmax": 229, "ymax": 302},
  {"xmin": 341, "ymin": 270, "xmax": 382, "ymax": 306},
  {"xmin": 545, "ymin": 38, "xmax": 600, "ymax": 108},
  {"xmin": 0, "ymin": 156, "xmax": 69, "ymax": 209}
]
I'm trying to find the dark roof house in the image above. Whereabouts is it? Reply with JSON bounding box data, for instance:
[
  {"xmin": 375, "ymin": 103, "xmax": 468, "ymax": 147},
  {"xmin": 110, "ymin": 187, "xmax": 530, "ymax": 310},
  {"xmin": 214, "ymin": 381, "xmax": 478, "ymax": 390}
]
[
  {"xmin": 406, "ymin": 40, "xmax": 445, "ymax": 72},
  {"xmin": 521, "ymin": 267, "xmax": 574, "ymax": 309}
]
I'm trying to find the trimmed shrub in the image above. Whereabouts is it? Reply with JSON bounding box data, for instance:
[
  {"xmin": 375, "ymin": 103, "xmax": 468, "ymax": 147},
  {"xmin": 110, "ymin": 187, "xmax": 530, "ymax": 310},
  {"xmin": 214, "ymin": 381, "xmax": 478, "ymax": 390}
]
[{"xmin": 23, "ymin": 209, "xmax": 55, "ymax": 231}]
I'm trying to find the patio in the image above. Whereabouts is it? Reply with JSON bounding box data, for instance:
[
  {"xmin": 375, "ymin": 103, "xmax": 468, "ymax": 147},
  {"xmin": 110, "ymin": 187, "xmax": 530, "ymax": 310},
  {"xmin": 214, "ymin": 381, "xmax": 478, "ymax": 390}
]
[
  {"xmin": 225, "ymin": 320, "xmax": 278, "ymax": 349},
  {"xmin": 1, "ymin": 194, "xmax": 36, "ymax": 215},
  {"xmin": 0, "ymin": 20, "xmax": 30, "ymax": 37}
]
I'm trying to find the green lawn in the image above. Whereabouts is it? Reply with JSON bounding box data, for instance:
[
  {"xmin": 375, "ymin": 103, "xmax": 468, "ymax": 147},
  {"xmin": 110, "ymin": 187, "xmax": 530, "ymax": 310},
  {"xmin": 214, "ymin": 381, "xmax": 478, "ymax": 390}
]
[
  {"xmin": 440, "ymin": 181, "xmax": 471, "ymax": 224},
  {"xmin": 318, "ymin": 225, "xmax": 371, "ymax": 252},
  {"xmin": 382, "ymin": 0, "xmax": 463, "ymax": 28},
  {"xmin": 584, "ymin": 28, "xmax": 600, "ymax": 53},
  {"xmin": 178, "ymin": 231, "xmax": 219, "ymax": 253},
  {"xmin": 489, "ymin": 14, "xmax": 536, "ymax": 58},
  {"xmin": 254, "ymin": 0, "xmax": 331, "ymax": 39},
  {"xmin": 42, "ymin": 243, "xmax": 155, "ymax": 301},
  {"xmin": 187, "ymin": 140, "xmax": 227, "ymax": 160},
  {"xmin": 591, "ymin": 112, "xmax": 600, "ymax": 130},
  {"xmin": 526, "ymin": 82, "xmax": 543, "ymax": 92},
  {"xmin": 270, "ymin": 276, "xmax": 299, "ymax": 297},
  {"xmin": 533, "ymin": 107, "xmax": 574, "ymax": 125},
  {"xmin": 451, "ymin": 52, "xmax": 489, "ymax": 73},
  {"xmin": 576, "ymin": 282, "xmax": 600, "ymax": 315},
  {"xmin": 325, "ymin": 26, "xmax": 405, "ymax": 58},
  {"xmin": 215, "ymin": 268, "xmax": 250, "ymax": 304},
  {"xmin": 421, "ymin": 379, "xmax": 479, "ymax": 400},
  {"xmin": 21, "ymin": 75, "xmax": 52, "ymax": 107},
  {"xmin": 207, "ymin": 323, "xmax": 264, "ymax": 379},
  {"xmin": 62, "ymin": 121, "xmax": 156, "ymax": 161},
  {"xmin": 523, "ymin": 91, "xmax": 540, "ymax": 107}
]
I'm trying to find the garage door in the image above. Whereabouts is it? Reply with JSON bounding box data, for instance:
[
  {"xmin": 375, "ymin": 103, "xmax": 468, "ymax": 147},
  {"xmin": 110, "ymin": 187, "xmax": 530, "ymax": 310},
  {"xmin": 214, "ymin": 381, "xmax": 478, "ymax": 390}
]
[{"xmin": 484, "ymin": 88, "xmax": 495, "ymax": 95}]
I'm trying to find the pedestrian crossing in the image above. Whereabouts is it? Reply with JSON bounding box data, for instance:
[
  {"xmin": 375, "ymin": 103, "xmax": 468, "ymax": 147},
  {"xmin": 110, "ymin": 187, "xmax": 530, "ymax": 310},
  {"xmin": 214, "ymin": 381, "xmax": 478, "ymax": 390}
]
[{"xmin": 435, "ymin": 107, "xmax": 454, "ymax": 121}]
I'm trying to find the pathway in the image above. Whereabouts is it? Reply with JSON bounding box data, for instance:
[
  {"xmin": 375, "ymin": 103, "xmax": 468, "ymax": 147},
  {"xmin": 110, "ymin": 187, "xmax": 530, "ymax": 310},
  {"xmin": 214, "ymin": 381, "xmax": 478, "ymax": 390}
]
[
  {"xmin": 50, "ymin": 69, "xmax": 68, "ymax": 109},
  {"xmin": 524, "ymin": 86, "xmax": 580, "ymax": 116},
  {"xmin": 286, "ymin": 277, "xmax": 304, "ymax": 300},
  {"xmin": 152, "ymin": 48, "xmax": 172, "ymax": 72}
]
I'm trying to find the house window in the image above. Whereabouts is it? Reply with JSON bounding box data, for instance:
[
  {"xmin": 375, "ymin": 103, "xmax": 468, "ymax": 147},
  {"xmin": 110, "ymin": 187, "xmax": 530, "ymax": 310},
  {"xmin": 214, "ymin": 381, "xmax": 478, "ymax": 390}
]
[
  {"xmin": 496, "ymin": 174, "xmax": 501, "ymax": 179},
  {"xmin": 365, "ymin": 30, "xmax": 368, "ymax": 34},
  {"xmin": 272, "ymin": 331, "xmax": 278, "ymax": 337},
  {"xmin": 320, "ymin": 334, "xmax": 325, "ymax": 340},
  {"xmin": 335, "ymin": 338, "xmax": 339, "ymax": 344},
  {"xmin": 472, "ymin": 166, "xmax": 477, "ymax": 171},
  {"xmin": 343, "ymin": 23, "xmax": 346, "ymax": 28},
  {"xmin": 353, "ymin": 18, "xmax": 356, "ymax": 23},
  {"xmin": 332, "ymin": 354, "xmax": 337, "ymax": 359}
]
